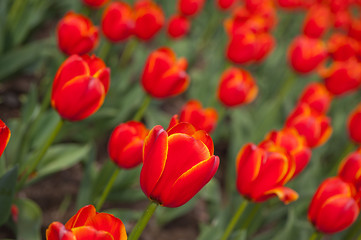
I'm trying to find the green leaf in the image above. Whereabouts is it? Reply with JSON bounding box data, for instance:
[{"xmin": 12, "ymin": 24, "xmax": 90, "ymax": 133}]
[
  {"xmin": 155, "ymin": 198, "xmax": 197, "ymax": 226},
  {"xmin": 0, "ymin": 166, "xmax": 18, "ymax": 226},
  {"xmin": 15, "ymin": 198, "xmax": 42, "ymax": 240}
]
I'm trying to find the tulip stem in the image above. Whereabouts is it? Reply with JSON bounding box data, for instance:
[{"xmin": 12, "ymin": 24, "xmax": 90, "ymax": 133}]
[
  {"xmin": 240, "ymin": 203, "xmax": 261, "ymax": 229},
  {"xmin": 16, "ymin": 118, "xmax": 64, "ymax": 191},
  {"xmin": 309, "ymin": 231, "xmax": 322, "ymax": 240},
  {"xmin": 133, "ymin": 95, "xmax": 152, "ymax": 121},
  {"xmin": 98, "ymin": 40, "xmax": 112, "ymax": 61},
  {"xmin": 128, "ymin": 201, "xmax": 158, "ymax": 240},
  {"xmin": 119, "ymin": 37, "xmax": 138, "ymax": 67},
  {"xmin": 96, "ymin": 167, "xmax": 121, "ymax": 211},
  {"xmin": 221, "ymin": 199, "xmax": 249, "ymax": 240}
]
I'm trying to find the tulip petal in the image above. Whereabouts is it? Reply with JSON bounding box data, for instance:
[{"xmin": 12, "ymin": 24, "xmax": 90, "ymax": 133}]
[
  {"xmin": 262, "ymin": 186, "xmax": 299, "ymax": 204},
  {"xmin": 116, "ymin": 139, "xmax": 144, "ymax": 168},
  {"xmin": 166, "ymin": 114, "xmax": 179, "ymax": 131},
  {"xmin": 93, "ymin": 68, "xmax": 111, "ymax": 94},
  {"xmin": 191, "ymin": 130, "xmax": 214, "ymax": 155},
  {"xmin": 72, "ymin": 226, "xmax": 114, "ymax": 240},
  {"xmin": 167, "ymin": 122, "xmax": 196, "ymax": 136},
  {"xmin": 0, "ymin": 119, "xmax": 11, "ymax": 158},
  {"xmin": 65, "ymin": 205, "xmax": 96, "ymax": 229},
  {"xmin": 85, "ymin": 213, "xmax": 127, "ymax": 240},
  {"xmin": 47, "ymin": 222, "xmax": 76, "ymax": 240}
]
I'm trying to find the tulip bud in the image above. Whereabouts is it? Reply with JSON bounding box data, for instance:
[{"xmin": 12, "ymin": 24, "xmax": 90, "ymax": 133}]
[
  {"xmin": 216, "ymin": 0, "xmax": 237, "ymax": 10},
  {"xmin": 236, "ymin": 143, "xmax": 298, "ymax": 203},
  {"xmin": 308, "ymin": 177, "xmax": 359, "ymax": 234},
  {"xmin": 141, "ymin": 47, "xmax": 190, "ymax": 98},
  {"xmin": 51, "ymin": 55, "xmax": 110, "ymax": 121},
  {"xmin": 348, "ymin": 103, "xmax": 361, "ymax": 144},
  {"xmin": 0, "ymin": 119, "xmax": 10, "ymax": 158},
  {"xmin": 101, "ymin": 1, "xmax": 134, "ymax": 42},
  {"xmin": 57, "ymin": 12, "xmax": 99, "ymax": 55},
  {"xmin": 285, "ymin": 103, "xmax": 332, "ymax": 148},
  {"xmin": 302, "ymin": 5, "xmax": 331, "ymax": 38},
  {"xmin": 140, "ymin": 123, "xmax": 219, "ymax": 207},
  {"xmin": 178, "ymin": 0, "xmax": 205, "ymax": 17},
  {"xmin": 288, "ymin": 35, "xmax": 327, "ymax": 74},
  {"xmin": 338, "ymin": 149, "xmax": 361, "ymax": 191},
  {"xmin": 134, "ymin": 0, "xmax": 164, "ymax": 41},
  {"xmin": 46, "ymin": 205, "xmax": 127, "ymax": 240},
  {"xmin": 82, "ymin": 0, "xmax": 109, "ymax": 8},
  {"xmin": 167, "ymin": 15, "xmax": 190, "ymax": 39},
  {"xmin": 298, "ymin": 82, "xmax": 332, "ymax": 114},
  {"xmin": 218, "ymin": 67, "xmax": 258, "ymax": 107},
  {"xmin": 328, "ymin": 33, "xmax": 359, "ymax": 61}
]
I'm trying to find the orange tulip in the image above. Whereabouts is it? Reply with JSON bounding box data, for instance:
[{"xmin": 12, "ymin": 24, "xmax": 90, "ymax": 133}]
[
  {"xmin": 134, "ymin": 0, "xmax": 164, "ymax": 41},
  {"xmin": 82, "ymin": 0, "xmax": 109, "ymax": 8},
  {"xmin": 348, "ymin": 103, "xmax": 361, "ymax": 144},
  {"xmin": 338, "ymin": 149, "xmax": 361, "ymax": 191},
  {"xmin": 285, "ymin": 103, "xmax": 332, "ymax": 148},
  {"xmin": 217, "ymin": 67, "xmax": 258, "ymax": 107},
  {"xmin": 108, "ymin": 121, "xmax": 149, "ymax": 169},
  {"xmin": 51, "ymin": 55, "xmax": 110, "ymax": 121},
  {"xmin": 328, "ymin": 33, "xmax": 359, "ymax": 61},
  {"xmin": 236, "ymin": 143, "xmax": 298, "ymax": 203},
  {"xmin": 298, "ymin": 82, "xmax": 332, "ymax": 114},
  {"xmin": 302, "ymin": 5, "xmax": 331, "ymax": 38},
  {"xmin": 308, "ymin": 177, "xmax": 359, "ymax": 234},
  {"xmin": 167, "ymin": 15, "xmax": 190, "ymax": 39},
  {"xmin": 288, "ymin": 35, "xmax": 327, "ymax": 74},
  {"xmin": 101, "ymin": 1, "xmax": 134, "ymax": 42},
  {"xmin": 140, "ymin": 123, "xmax": 219, "ymax": 207},
  {"xmin": 0, "ymin": 119, "xmax": 10, "ymax": 158},
  {"xmin": 46, "ymin": 205, "xmax": 127, "ymax": 240},
  {"xmin": 168, "ymin": 100, "xmax": 218, "ymax": 133},
  {"xmin": 57, "ymin": 12, "xmax": 99, "ymax": 55},
  {"xmin": 178, "ymin": 0, "xmax": 205, "ymax": 17},
  {"xmin": 141, "ymin": 47, "xmax": 189, "ymax": 98}
]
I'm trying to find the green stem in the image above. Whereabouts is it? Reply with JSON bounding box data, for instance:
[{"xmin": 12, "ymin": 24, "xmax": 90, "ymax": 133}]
[
  {"xmin": 240, "ymin": 203, "xmax": 261, "ymax": 229},
  {"xmin": 98, "ymin": 40, "xmax": 112, "ymax": 60},
  {"xmin": 96, "ymin": 168, "xmax": 121, "ymax": 211},
  {"xmin": 309, "ymin": 231, "xmax": 322, "ymax": 240},
  {"xmin": 16, "ymin": 118, "xmax": 64, "ymax": 191},
  {"xmin": 119, "ymin": 38, "xmax": 138, "ymax": 67},
  {"xmin": 344, "ymin": 217, "xmax": 361, "ymax": 240},
  {"xmin": 128, "ymin": 201, "xmax": 158, "ymax": 240},
  {"xmin": 221, "ymin": 200, "xmax": 249, "ymax": 240},
  {"xmin": 133, "ymin": 95, "xmax": 152, "ymax": 121}
]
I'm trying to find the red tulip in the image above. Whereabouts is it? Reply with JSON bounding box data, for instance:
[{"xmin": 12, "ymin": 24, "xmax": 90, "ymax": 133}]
[
  {"xmin": 141, "ymin": 47, "xmax": 189, "ymax": 98},
  {"xmin": 168, "ymin": 100, "xmax": 218, "ymax": 133},
  {"xmin": 302, "ymin": 5, "xmax": 331, "ymax": 38},
  {"xmin": 349, "ymin": 16, "xmax": 361, "ymax": 41},
  {"xmin": 328, "ymin": 33, "xmax": 359, "ymax": 61},
  {"xmin": 51, "ymin": 55, "xmax": 110, "ymax": 121},
  {"xmin": 178, "ymin": 0, "xmax": 205, "ymax": 17},
  {"xmin": 333, "ymin": 10, "xmax": 352, "ymax": 30},
  {"xmin": 338, "ymin": 149, "xmax": 361, "ymax": 191},
  {"xmin": 46, "ymin": 205, "xmax": 127, "ymax": 240},
  {"xmin": 285, "ymin": 103, "xmax": 332, "ymax": 148},
  {"xmin": 82, "ymin": 0, "xmax": 109, "ymax": 8},
  {"xmin": 348, "ymin": 103, "xmax": 361, "ymax": 144},
  {"xmin": 57, "ymin": 12, "xmax": 99, "ymax": 55},
  {"xmin": 134, "ymin": 0, "xmax": 164, "ymax": 41},
  {"xmin": 167, "ymin": 15, "xmax": 190, "ymax": 39},
  {"xmin": 101, "ymin": 1, "xmax": 134, "ymax": 42},
  {"xmin": 218, "ymin": 67, "xmax": 258, "ymax": 107},
  {"xmin": 308, "ymin": 177, "xmax": 359, "ymax": 234},
  {"xmin": 140, "ymin": 123, "xmax": 219, "ymax": 207},
  {"xmin": 0, "ymin": 119, "xmax": 10, "ymax": 158},
  {"xmin": 259, "ymin": 128, "xmax": 312, "ymax": 178},
  {"xmin": 216, "ymin": 0, "xmax": 237, "ymax": 10},
  {"xmin": 276, "ymin": 0, "xmax": 303, "ymax": 9},
  {"xmin": 288, "ymin": 35, "xmax": 327, "ymax": 74},
  {"xmin": 236, "ymin": 143, "xmax": 298, "ymax": 203},
  {"xmin": 321, "ymin": 59, "xmax": 361, "ymax": 96},
  {"xmin": 298, "ymin": 82, "xmax": 332, "ymax": 114},
  {"xmin": 108, "ymin": 121, "xmax": 149, "ymax": 169}
]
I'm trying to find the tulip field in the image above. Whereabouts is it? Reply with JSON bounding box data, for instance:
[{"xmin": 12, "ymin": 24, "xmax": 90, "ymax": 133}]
[{"xmin": 1, "ymin": 0, "xmax": 361, "ymax": 239}]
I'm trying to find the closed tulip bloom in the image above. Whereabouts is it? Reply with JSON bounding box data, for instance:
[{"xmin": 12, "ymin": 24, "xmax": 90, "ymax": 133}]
[
  {"xmin": 298, "ymin": 82, "xmax": 332, "ymax": 114},
  {"xmin": 338, "ymin": 149, "xmax": 361, "ymax": 191},
  {"xmin": 349, "ymin": 17, "xmax": 361, "ymax": 41},
  {"xmin": 168, "ymin": 100, "xmax": 218, "ymax": 133},
  {"xmin": 0, "ymin": 119, "xmax": 10, "ymax": 158},
  {"xmin": 140, "ymin": 123, "xmax": 219, "ymax": 208},
  {"xmin": 134, "ymin": 0, "xmax": 164, "ymax": 41},
  {"xmin": 218, "ymin": 67, "xmax": 258, "ymax": 107},
  {"xmin": 348, "ymin": 103, "xmax": 361, "ymax": 144},
  {"xmin": 108, "ymin": 121, "xmax": 149, "ymax": 169},
  {"xmin": 101, "ymin": 1, "xmax": 134, "ymax": 42},
  {"xmin": 216, "ymin": 0, "xmax": 237, "ymax": 10},
  {"xmin": 236, "ymin": 143, "xmax": 298, "ymax": 203},
  {"xmin": 141, "ymin": 47, "xmax": 189, "ymax": 98},
  {"xmin": 178, "ymin": 0, "xmax": 205, "ymax": 17},
  {"xmin": 288, "ymin": 35, "xmax": 327, "ymax": 74},
  {"xmin": 321, "ymin": 59, "xmax": 361, "ymax": 96},
  {"xmin": 302, "ymin": 5, "xmax": 331, "ymax": 38},
  {"xmin": 82, "ymin": 0, "xmax": 109, "ymax": 8},
  {"xmin": 46, "ymin": 205, "xmax": 127, "ymax": 240},
  {"xmin": 57, "ymin": 12, "xmax": 99, "ymax": 55},
  {"xmin": 51, "ymin": 55, "xmax": 110, "ymax": 121},
  {"xmin": 328, "ymin": 33, "xmax": 359, "ymax": 61},
  {"xmin": 308, "ymin": 177, "xmax": 359, "ymax": 234},
  {"xmin": 285, "ymin": 103, "xmax": 332, "ymax": 148},
  {"xmin": 167, "ymin": 15, "xmax": 190, "ymax": 39}
]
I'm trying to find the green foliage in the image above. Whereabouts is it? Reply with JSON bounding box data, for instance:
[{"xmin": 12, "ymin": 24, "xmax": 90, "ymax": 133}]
[{"xmin": 0, "ymin": 166, "xmax": 18, "ymax": 226}]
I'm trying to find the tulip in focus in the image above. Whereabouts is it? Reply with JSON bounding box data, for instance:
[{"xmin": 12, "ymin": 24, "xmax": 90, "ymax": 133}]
[
  {"xmin": 57, "ymin": 12, "xmax": 99, "ymax": 55},
  {"xmin": 46, "ymin": 205, "xmax": 127, "ymax": 240},
  {"xmin": 348, "ymin": 103, "xmax": 361, "ymax": 144},
  {"xmin": 101, "ymin": 1, "xmax": 134, "ymax": 42},
  {"xmin": 308, "ymin": 177, "xmax": 359, "ymax": 234},
  {"xmin": 51, "ymin": 55, "xmax": 110, "ymax": 121},
  {"xmin": 0, "ymin": 119, "xmax": 10, "ymax": 158},
  {"xmin": 218, "ymin": 67, "xmax": 258, "ymax": 107},
  {"xmin": 168, "ymin": 100, "xmax": 218, "ymax": 133},
  {"xmin": 338, "ymin": 149, "xmax": 361, "ymax": 191},
  {"xmin": 236, "ymin": 143, "xmax": 298, "ymax": 203},
  {"xmin": 302, "ymin": 5, "xmax": 331, "ymax": 38},
  {"xmin": 134, "ymin": 0, "xmax": 164, "ymax": 41},
  {"xmin": 140, "ymin": 122, "xmax": 220, "ymax": 207},
  {"xmin": 167, "ymin": 15, "xmax": 190, "ymax": 39},
  {"xmin": 82, "ymin": 0, "xmax": 109, "ymax": 8},
  {"xmin": 298, "ymin": 82, "xmax": 332, "ymax": 114},
  {"xmin": 178, "ymin": 0, "xmax": 205, "ymax": 17},
  {"xmin": 141, "ymin": 47, "xmax": 189, "ymax": 98},
  {"xmin": 108, "ymin": 121, "xmax": 149, "ymax": 169}
]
